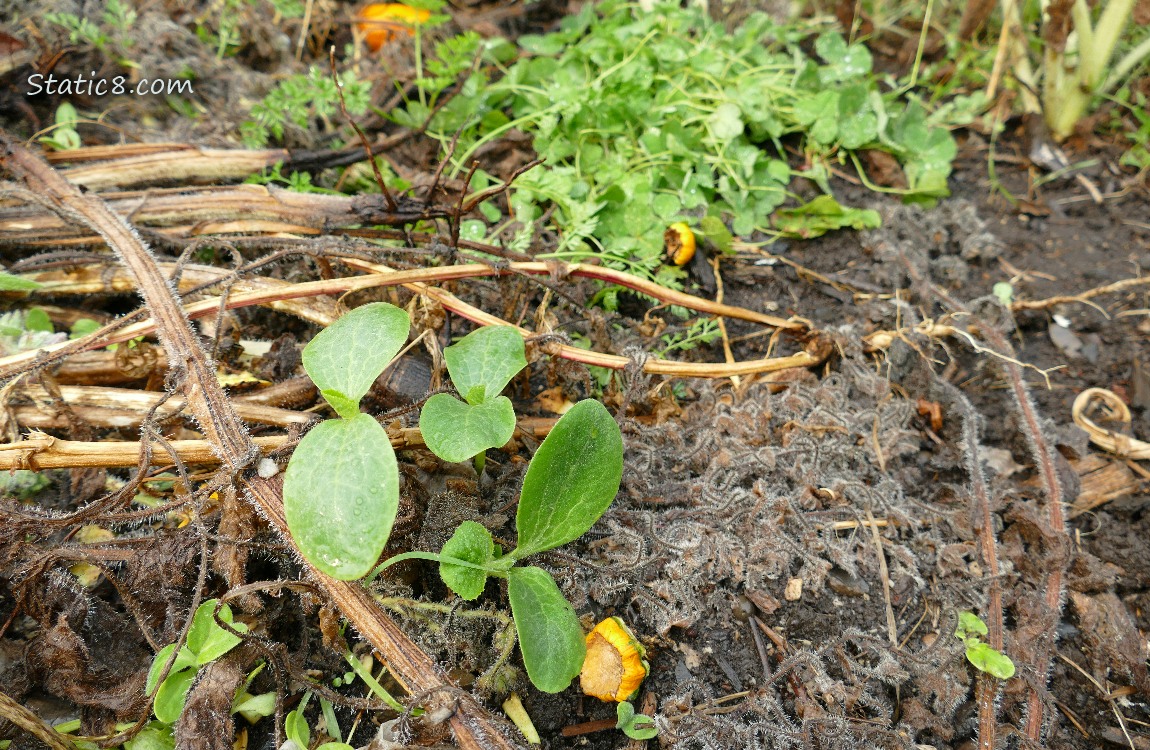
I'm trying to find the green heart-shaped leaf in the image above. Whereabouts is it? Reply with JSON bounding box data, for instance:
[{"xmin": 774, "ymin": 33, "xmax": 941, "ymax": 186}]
[
  {"xmin": 419, "ymin": 393, "xmax": 516, "ymax": 463},
  {"xmin": 512, "ymin": 399, "xmax": 623, "ymax": 559},
  {"xmin": 439, "ymin": 521, "xmax": 495, "ymax": 600},
  {"xmin": 284, "ymin": 413, "xmax": 400, "ymax": 579},
  {"xmin": 507, "ymin": 566, "xmax": 585, "ymax": 693},
  {"xmin": 302, "ymin": 303, "xmax": 410, "ymax": 419},
  {"xmin": 443, "ymin": 326, "xmax": 527, "ymax": 401}
]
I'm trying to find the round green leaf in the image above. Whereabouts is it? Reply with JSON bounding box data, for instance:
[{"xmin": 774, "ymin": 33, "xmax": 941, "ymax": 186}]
[
  {"xmin": 146, "ymin": 644, "xmax": 196, "ymax": 695},
  {"xmin": 439, "ymin": 521, "xmax": 495, "ymax": 600},
  {"xmin": 507, "ymin": 566, "xmax": 586, "ymax": 693},
  {"xmin": 187, "ymin": 599, "xmax": 247, "ymax": 664},
  {"xmin": 513, "ymin": 400, "xmax": 623, "ymax": 559},
  {"xmin": 153, "ymin": 666, "xmax": 196, "ymax": 724},
  {"xmin": 302, "ymin": 303, "xmax": 410, "ymax": 418},
  {"xmin": 443, "ymin": 326, "xmax": 527, "ymax": 401},
  {"xmin": 283, "ymin": 413, "xmax": 400, "ymax": 580},
  {"xmin": 419, "ymin": 393, "xmax": 516, "ymax": 463}
]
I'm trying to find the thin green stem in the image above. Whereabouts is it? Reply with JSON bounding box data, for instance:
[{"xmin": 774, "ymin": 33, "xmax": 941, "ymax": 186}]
[
  {"xmin": 343, "ymin": 652, "xmax": 406, "ymax": 712},
  {"xmin": 907, "ymin": 0, "xmax": 935, "ymax": 89}
]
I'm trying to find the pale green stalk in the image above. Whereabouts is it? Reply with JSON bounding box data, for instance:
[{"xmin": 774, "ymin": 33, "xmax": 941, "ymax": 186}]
[{"xmin": 1045, "ymin": 0, "xmax": 1137, "ymax": 139}]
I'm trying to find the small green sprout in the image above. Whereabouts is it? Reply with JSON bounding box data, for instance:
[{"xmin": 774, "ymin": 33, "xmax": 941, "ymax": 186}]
[
  {"xmin": 285, "ymin": 691, "xmax": 355, "ymax": 750},
  {"xmin": 381, "ymin": 399, "xmax": 624, "ymax": 693},
  {"xmin": 616, "ymin": 701, "xmax": 658, "ymax": 741},
  {"xmin": 146, "ymin": 599, "xmax": 249, "ymax": 723},
  {"xmin": 955, "ymin": 611, "xmax": 1015, "ymax": 680},
  {"xmin": 419, "ymin": 325, "xmax": 527, "ymax": 469},
  {"xmin": 282, "ymin": 302, "xmax": 411, "ymax": 580}
]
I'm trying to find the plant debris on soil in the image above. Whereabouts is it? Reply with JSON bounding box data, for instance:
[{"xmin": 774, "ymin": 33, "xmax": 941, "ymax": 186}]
[{"xmin": 0, "ymin": 1, "xmax": 1149, "ymax": 750}]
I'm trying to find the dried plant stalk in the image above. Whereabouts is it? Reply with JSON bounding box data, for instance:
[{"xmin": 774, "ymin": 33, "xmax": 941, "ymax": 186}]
[{"xmin": 1072, "ymin": 387, "xmax": 1150, "ymax": 459}]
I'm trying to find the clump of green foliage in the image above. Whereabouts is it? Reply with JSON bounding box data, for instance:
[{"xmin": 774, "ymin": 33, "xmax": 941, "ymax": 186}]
[
  {"xmin": 45, "ymin": 0, "xmax": 137, "ymax": 58},
  {"xmin": 955, "ymin": 611, "xmax": 1015, "ymax": 680},
  {"xmin": 241, "ymin": 68, "xmax": 372, "ymax": 147},
  {"xmin": 410, "ymin": 0, "xmax": 955, "ymax": 286}
]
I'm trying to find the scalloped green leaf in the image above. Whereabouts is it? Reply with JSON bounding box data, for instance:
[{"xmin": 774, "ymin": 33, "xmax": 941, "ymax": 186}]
[
  {"xmin": 302, "ymin": 303, "xmax": 410, "ymax": 418},
  {"xmin": 439, "ymin": 521, "xmax": 495, "ymax": 600},
  {"xmin": 507, "ymin": 566, "xmax": 586, "ymax": 693},
  {"xmin": 443, "ymin": 326, "xmax": 527, "ymax": 401},
  {"xmin": 283, "ymin": 413, "xmax": 399, "ymax": 579},
  {"xmin": 512, "ymin": 399, "xmax": 623, "ymax": 559},
  {"xmin": 419, "ymin": 393, "xmax": 516, "ymax": 463}
]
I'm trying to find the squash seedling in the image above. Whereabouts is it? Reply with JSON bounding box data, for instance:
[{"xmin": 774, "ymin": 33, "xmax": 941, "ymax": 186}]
[
  {"xmin": 146, "ymin": 599, "xmax": 250, "ymax": 723},
  {"xmin": 954, "ymin": 611, "xmax": 1015, "ymax": 680},
  {"xmin": 382, "ymin": 399, "xmax": 624, "ymax": 693},
  {"xmin": 418, "ymin": 325, "xmax": 527, "ymax": 471},
  {"xmin": 283, "ymin": 302, "xmax": 410, "ymax": 580},
  {"xmin": 616, "ymin": 701, "xmax": 658, "ymax": 741}
]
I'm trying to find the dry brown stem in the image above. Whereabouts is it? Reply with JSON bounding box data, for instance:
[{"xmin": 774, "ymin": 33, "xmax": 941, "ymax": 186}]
[
  {"xmin": 0, "ymin": 419, "xmax": 560, "ymax": 470},
  {"xmin": 1011, "ymin": 276, "xmax": 1150, "ymax": 313},
  {"xmin": 9, "ymin": 384, "xmax": 311, "ymax": 428},
  {"xmin": 902, "ymin": 254, "xmax": 1069, "ymax": 745},
  {"xmin": 0, "ymin": 689, "xmax": 74, "ymax": 750},
  {"xmin": 2, "ymin": 261, "xmax": 818, "ymax": 379}
]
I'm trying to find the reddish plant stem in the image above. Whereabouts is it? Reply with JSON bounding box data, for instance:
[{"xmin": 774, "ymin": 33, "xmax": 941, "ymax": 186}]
[{"xmin": 904, "ymin": 256, "xmax": 1069, "ymax": 743}]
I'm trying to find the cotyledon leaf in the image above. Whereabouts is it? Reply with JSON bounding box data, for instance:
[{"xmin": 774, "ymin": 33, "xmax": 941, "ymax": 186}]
[
  {"xmin": 283, "ymin": 413, "xmax": 399, "ymax": 580},
  {"xmin": 443, "ymin": 326, "xmax": 527, "ymax": 402},
  {"xmin": 301, "ymin": 303, "xmax": 410, "ymax": 419}
]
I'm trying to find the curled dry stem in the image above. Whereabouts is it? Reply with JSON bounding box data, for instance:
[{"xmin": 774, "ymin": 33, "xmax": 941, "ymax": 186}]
[{"xmin": 1072, "ymin": 387, "xmax": 1150, "ymax": 459}]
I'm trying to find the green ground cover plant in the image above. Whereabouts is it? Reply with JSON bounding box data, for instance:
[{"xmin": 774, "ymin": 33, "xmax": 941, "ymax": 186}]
[
  {"xmin": 418, "ymin": 325, "xmax": 527, "ymax": 468},
  {"xmin": 410, "ymin": 0, "xmax": 959, "ymax": 286}
]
